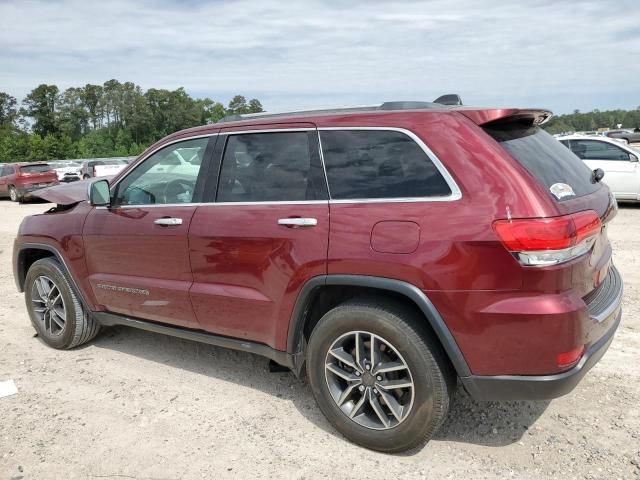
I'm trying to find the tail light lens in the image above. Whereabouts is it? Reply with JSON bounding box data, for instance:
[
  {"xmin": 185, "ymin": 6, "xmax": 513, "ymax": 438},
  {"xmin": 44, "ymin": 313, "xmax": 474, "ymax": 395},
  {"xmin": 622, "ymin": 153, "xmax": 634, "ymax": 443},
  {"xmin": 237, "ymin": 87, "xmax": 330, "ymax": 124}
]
[{"xmin": 493, "ymin": 211, "xmax": 602, "ymax": 266}]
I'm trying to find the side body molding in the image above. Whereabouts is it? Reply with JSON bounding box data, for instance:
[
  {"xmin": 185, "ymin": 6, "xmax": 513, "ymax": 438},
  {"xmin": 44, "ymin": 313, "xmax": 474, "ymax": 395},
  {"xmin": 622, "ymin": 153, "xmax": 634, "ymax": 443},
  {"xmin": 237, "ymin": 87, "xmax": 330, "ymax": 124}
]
[{"xmin": 286, "ymin": 275, "xmax": 471, "ymax": 377}]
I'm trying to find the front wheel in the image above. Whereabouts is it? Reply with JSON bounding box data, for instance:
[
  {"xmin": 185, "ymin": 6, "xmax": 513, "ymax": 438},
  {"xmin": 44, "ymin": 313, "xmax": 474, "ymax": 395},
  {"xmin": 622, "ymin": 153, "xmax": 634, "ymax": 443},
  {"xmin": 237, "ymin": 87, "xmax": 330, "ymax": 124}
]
[
  {"xmin": 306, "ymin": 299, "xmax": 453, "ymax": 452},
  {"xmin": 24, "ymin": 257, "xmax": 100, "ymax": 349}
]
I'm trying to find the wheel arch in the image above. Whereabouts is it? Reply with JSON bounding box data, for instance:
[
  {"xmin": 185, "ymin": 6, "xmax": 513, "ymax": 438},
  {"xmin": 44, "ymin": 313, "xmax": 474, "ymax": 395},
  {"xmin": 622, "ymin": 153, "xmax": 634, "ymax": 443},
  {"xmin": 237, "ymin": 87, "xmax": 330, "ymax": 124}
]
[
  {"xmin": 286, "ymin": 275, "xmax": 470, "ymax": 377},
  {"xmin": 14, "ymin": 243, "xmax": 90, "ymax": 310}
]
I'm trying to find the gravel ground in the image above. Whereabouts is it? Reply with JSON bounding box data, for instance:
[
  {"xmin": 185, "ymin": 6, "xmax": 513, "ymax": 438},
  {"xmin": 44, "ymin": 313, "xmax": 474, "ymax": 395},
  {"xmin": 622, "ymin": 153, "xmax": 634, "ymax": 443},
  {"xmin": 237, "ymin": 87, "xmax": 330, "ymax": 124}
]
[{"xmin": 0, "ymin": 200, "xmax": 639, "ymax": 480}]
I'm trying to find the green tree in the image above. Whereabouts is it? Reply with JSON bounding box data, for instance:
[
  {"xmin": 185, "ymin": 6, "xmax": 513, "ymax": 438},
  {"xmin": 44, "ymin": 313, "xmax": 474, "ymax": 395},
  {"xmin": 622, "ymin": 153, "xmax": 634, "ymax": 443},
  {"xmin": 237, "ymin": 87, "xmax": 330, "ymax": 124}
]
[
  {"xmin": 0, "ymin": 92, "xmax": 18, "ymax": 126},
  {"xmin": 227, "ymin": 95, "xmax": 249, "ymax": 114},
  {"xmin": 248, "ymin": 98, "xmax": 264, "ymax": 113},
  {"xmin": 21, "ymin": 84, "xmax": 60, "ymax": 136}
]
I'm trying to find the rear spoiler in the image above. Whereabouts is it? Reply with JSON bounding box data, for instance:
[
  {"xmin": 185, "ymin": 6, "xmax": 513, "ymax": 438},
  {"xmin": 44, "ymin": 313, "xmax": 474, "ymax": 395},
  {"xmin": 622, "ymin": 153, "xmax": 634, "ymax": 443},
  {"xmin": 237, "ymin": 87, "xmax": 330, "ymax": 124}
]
[{"xmin": 458, "ymin": 108, "xmax": 553, "ymax": 126}]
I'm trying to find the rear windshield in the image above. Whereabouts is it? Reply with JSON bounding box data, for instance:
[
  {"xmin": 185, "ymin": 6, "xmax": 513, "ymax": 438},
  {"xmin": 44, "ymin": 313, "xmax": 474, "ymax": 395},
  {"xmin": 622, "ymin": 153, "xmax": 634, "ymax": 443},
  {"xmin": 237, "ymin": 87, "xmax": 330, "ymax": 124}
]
[
  {"xmin": 484, "ymin": 123, "xmax": 601, "ymax": 201},
  {"xmin": 20, "ymin": 164, "xmax": 52, "ymax": 174}
]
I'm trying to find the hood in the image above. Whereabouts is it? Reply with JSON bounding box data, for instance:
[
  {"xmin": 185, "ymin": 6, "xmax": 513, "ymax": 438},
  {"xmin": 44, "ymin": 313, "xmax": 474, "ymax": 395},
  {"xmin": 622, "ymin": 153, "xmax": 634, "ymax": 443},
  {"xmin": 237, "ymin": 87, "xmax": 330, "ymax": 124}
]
[{"xmin": 37, "ymin": 177, "xmax": 113, "ymax": 205}]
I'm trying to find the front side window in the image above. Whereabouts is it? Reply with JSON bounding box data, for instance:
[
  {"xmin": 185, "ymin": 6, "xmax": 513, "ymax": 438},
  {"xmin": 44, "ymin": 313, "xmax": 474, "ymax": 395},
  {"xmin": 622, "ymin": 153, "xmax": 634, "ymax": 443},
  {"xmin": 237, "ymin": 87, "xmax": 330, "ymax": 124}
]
[
  {"xmin": 217, "ymin": 131, "xmax": 323, "ymax": 202},
  {"xmin": 319, "ymin": 130, "xmax": 452, "ymax": 200},
  {"xmin": 114, "ymin": 137, "xmax": 209, "ymax": 206},
  {"xmin": 570, "ymin": 140, "xmax": 632, "ymax": 161}
]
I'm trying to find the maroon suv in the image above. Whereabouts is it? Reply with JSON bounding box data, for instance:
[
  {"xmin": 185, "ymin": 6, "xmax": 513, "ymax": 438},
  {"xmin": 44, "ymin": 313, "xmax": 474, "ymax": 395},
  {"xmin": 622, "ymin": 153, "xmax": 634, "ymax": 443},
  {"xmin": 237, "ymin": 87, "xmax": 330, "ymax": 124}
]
[
  {"xmin": 13, "ymin": 100, "xmax": 622, "ymax": 452},
  {"xmin": 0, "ymin": 163, "xmax": 58, "ymax": 202}
]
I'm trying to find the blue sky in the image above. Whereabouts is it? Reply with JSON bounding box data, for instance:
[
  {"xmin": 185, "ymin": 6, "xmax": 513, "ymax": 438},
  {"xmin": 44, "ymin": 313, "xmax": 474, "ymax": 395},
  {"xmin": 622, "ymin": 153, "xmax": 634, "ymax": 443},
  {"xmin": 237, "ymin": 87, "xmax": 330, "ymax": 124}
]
[{"xmin": 1, "ymin": 0, "xmax": 639, "ymax": 115}]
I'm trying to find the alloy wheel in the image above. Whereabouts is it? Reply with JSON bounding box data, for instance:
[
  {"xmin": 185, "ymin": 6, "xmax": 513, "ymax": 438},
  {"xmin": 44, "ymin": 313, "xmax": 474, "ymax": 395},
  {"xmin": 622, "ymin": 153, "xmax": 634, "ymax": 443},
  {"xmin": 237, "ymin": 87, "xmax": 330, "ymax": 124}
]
[
  {"xmin": 30, "ymin": 275, "xmax": 67, "ymax": 336},
  {"xmin": 324, "ymin": 330, "xmax": 415, "ymax": 430}
]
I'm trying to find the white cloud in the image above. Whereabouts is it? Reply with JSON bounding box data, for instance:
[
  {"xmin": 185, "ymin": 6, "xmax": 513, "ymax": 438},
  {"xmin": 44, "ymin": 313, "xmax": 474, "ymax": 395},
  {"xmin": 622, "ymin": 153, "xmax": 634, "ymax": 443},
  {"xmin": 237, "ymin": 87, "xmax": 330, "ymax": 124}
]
[{"xmin": 1, "ymin": 0, "xmax": 639, "ymax": 113}]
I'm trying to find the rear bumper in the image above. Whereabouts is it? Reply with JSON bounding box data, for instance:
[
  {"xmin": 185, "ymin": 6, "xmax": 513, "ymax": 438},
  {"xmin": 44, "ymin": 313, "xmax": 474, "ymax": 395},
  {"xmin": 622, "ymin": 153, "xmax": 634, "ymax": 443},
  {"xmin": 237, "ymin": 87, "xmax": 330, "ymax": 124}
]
[
  {"xmin": 460, "ymin": 266, "xmax": 623, "ymax": 401},
  {"xmin": 18, "ymin": 183, "xmax": 58, "ymax": 196}
]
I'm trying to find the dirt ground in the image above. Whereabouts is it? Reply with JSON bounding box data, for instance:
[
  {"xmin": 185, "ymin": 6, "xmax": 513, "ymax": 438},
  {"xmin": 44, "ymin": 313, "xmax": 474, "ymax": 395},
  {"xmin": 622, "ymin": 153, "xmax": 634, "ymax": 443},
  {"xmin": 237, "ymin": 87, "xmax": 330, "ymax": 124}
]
[{"xmin": 0, "ymin": 200, "xmax": 639, "ymax": 480}]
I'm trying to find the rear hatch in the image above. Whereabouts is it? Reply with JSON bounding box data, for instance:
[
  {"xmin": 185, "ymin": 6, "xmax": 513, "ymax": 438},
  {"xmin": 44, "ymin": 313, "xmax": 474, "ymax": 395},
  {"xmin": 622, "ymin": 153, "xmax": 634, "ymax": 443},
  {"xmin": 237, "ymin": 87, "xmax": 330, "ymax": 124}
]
[
  {"xmin": 18, "ymin": 164, "xmax": 58, "ymax": 186},
  {"xmin": 482, "ymin": 117, "xmax": 617, "ymax": 300}
]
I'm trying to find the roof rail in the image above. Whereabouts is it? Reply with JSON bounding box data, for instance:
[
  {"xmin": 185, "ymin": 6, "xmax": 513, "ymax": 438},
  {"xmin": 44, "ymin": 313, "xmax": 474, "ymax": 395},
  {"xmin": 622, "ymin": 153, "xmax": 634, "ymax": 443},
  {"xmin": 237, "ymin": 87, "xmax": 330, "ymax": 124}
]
[{"xmin": 218, "ymin": 95, "xmax": 463, "ymax": 123}]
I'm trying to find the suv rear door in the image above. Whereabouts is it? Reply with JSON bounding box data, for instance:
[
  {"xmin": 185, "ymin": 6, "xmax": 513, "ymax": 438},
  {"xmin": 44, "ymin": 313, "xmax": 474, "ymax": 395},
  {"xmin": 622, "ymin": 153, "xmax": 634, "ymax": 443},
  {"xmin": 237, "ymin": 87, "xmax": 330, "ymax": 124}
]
[
  {"xmin": 82, "ymin": 135, "xmax": 217, "ymax": 328},
  {"xmin": 188, "ymin": 124, "xmax": 329, "ymax": 349}
]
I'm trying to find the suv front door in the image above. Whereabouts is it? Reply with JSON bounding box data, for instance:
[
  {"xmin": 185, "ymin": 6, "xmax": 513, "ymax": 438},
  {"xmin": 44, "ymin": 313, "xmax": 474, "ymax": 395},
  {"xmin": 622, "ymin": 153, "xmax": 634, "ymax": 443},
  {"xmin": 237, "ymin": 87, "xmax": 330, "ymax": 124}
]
[
  {"xmin": 83, "ymin": 135, "xmax": 216, "ymax": 328},
  {"xmin": 189, "ymin": 125, "xmax": 329, "ymax": 349}
]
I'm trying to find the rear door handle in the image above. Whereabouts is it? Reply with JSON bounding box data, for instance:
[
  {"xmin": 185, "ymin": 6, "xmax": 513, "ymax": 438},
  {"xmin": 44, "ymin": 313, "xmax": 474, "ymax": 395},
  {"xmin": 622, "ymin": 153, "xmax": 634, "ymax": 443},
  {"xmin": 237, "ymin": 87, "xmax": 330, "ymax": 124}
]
[
  {"xmin": 277, "ymin": 218, "xmax": 317, "ymax": 227},
  {"xmin": 154, "ymin": 217, "xmax": 183, "ymax": 226}
]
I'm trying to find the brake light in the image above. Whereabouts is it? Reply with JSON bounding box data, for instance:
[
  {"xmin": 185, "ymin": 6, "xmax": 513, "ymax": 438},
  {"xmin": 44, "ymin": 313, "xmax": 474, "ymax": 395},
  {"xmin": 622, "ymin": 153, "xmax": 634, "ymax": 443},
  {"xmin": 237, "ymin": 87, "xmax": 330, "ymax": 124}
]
[
  {"xmin": 556, "ymin": 346, "xmax": 584, "ymax": 369},
  {"xmin": 493, "ymin": 211, "xmax": 601, "ymax": 266}
]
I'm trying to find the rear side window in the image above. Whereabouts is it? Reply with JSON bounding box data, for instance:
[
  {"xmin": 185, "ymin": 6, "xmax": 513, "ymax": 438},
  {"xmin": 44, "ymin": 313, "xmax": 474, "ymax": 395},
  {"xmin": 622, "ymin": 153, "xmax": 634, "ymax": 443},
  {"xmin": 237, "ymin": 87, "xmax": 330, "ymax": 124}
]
[
  {"xmin": 569, "ymin": 139, "xmax": 632, "ymax": 161},
  {"xmin": 20, "ymin": 164, "xmax": 52, "ymax": 174},
  {"xmin": 484, "ymin": 123, "xmax": 601, "ymax": 201},
  {"xmin": 319, "ymin": 130, "xmax": 452, "ymax": 200},
  {"xmin": 217, "ymin": 131, "xmax": 325, "ymax": 202}
]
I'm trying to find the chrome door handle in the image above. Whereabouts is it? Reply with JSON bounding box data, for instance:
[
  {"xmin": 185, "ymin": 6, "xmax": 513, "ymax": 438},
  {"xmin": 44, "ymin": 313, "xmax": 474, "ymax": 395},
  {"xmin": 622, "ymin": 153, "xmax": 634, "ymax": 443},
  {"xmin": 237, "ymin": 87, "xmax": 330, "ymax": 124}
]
[
  {"xmin": 154, "ymin": 217, "xmax": 183, "ymax": 226},
  {"xmin": 277, "ymin": 218, "xmax": 317, "ymax": 227}
]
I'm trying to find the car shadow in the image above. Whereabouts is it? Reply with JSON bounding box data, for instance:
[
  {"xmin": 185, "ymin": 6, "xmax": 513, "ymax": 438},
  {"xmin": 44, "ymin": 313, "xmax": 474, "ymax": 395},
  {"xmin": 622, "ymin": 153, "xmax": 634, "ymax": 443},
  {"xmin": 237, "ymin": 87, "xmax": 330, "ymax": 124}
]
[
  {"xmin": 88, "ymin": 325, "xmax": 548, "ymax": 453},
  {"xmin": 433, "ymin": 388, "xmax": 549, "ymax": 447}
]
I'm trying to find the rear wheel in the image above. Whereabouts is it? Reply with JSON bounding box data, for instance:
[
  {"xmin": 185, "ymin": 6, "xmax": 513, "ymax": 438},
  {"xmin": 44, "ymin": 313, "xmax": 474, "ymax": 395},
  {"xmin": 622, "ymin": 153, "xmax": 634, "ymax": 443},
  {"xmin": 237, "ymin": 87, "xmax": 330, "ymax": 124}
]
[
  {"xmin": 24, "ymin": 258, "xmax": 100, "ymax": 349},
  {"xmin": 9, "ymin": 185, "xmax": 20, "ymax": 202},
  {"xmin": 306, "ymin": 299, "xmax": 453, "ymax": 452}
]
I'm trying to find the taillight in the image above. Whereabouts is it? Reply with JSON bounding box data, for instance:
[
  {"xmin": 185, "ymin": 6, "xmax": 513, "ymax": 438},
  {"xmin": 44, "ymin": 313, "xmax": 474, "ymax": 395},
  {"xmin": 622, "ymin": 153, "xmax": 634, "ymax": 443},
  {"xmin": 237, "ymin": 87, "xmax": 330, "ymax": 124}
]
[
  {"xmin": 92, "ymin": 166, "xmax": 96, "ymax": 176},
  {"xmin": 493, "ymin": 211, "xmax": 602, "ymax": 266}
]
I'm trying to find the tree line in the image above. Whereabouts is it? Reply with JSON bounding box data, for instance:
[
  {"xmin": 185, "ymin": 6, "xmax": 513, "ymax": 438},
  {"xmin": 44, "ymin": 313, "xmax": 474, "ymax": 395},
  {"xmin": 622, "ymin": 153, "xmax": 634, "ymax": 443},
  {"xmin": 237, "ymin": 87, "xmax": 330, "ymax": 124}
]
[
  {"xmin": 0, "ymin": 80, "xmax": 263, "ymax": 162},
  {"xmin": 543, "ymin": 107, "xmax": 640, "ymax": 135}
]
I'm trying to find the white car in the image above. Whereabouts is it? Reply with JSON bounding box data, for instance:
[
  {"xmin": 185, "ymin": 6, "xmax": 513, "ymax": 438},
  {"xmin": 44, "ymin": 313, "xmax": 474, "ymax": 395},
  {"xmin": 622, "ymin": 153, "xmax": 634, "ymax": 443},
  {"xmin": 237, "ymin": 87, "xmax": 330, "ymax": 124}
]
[
  {"xmin": 48, "ymin": 161, "xmax": 82, "ymax": 182},
  {"xmin": 558, "ymin": 134, "xmax": 640, "ymax": 202}
]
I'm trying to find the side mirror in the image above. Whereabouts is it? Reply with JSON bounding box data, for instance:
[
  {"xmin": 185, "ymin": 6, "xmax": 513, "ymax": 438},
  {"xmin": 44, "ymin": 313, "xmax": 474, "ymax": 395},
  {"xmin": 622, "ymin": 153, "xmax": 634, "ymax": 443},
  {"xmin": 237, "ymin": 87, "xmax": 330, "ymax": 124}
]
[
  {"xmin": 630, "ymin": 153, "xmax": 638, "ymax": 162},
  {"xmin": 89, "ymin": 179, "xmax": 111, "ymax": 206},
  {"xmin": 591, "ymin": 168, "xmax": 605, "ymax": 184}
]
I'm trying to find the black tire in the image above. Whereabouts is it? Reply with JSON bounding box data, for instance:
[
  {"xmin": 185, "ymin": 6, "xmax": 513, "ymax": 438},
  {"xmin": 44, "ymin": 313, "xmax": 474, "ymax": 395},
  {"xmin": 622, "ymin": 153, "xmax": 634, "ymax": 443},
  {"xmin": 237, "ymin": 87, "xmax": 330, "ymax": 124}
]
[
  {"xmin": 306, "ymin": 298, "xmax": 453, "ymax": 453},
  {"xmin": 24, "ymin": 257, "xmax": 100, "ymax": 349},
  {"xmin": 83, "ymin": 174, "xmax": 90, "ymax": 180},
  {"xmin": 8, "ymin": 185, "xmax": 20, "ymax": 203}
]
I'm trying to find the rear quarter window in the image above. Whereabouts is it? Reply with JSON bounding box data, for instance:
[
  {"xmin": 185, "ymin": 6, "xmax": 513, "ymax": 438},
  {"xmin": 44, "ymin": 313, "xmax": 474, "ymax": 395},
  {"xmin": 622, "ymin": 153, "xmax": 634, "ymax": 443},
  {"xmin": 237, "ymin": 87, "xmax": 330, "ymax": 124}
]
[
  {"xmin": 484, "ymin": 123, "xmax": 601, "ymax": 201},
  {"xmin": 319, "ymin": 130, "xmax": 452, "ymax": 200}
]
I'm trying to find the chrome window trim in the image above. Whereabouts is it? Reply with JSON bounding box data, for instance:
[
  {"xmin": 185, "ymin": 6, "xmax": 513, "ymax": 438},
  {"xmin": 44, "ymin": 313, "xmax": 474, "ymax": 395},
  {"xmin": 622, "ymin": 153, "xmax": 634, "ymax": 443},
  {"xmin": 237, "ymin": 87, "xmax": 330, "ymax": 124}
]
[
  {"xmin": 103, "ymin": 126, "xmax": 462, "ymax": 209},
  {"xmin": 219, "ymin": 127, "xmax": 315, "ymax": 135},
  {"xmin": 99, "ymin": 200, "xmax": 329, "ymax": 210},
  {"xmin": 317, "ymin": 126, "xmax": 462, "ymax": 203}
]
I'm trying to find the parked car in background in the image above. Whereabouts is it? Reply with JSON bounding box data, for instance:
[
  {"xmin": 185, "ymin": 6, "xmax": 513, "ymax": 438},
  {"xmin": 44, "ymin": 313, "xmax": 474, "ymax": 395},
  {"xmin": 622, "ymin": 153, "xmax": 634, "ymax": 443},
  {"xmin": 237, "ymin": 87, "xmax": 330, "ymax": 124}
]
[
  {"xmin": 14, "ymin": 100, "xmax": 622, "ymax": 452},
  {"xmin": 558, "ymin": 134, "xmax": 640, "ymax": 202},
  {"xmin": 48, "ymin": 161, "xmax": 82, "ymax": 183},
  {"xmin": 80, "ymin": 159, "xmax": 129, "ymax": 179},
  {"xmin": 604, "ymin": 129, "xmax": 640, "ymax": 144},
  {"xmin": 0, "ymin": 163, "xmax": 59, "ymax": 202}
]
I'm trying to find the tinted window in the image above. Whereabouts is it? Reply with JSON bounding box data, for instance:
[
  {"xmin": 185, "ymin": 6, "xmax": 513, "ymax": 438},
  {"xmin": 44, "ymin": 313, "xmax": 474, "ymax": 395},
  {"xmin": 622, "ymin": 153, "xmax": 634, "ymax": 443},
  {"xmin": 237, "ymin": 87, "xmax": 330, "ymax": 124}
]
[
  {"xmin": 114, "ymin": 137, "xmax": 208, "ymax": 206},
  {"xmin": 484, "ymin": 123, "xmax": 600, "ymax": 201},
  {"xmin": 218, "ymin": 132, "xmax": 322, "ymax": 202},
  {"xmin": 20, "ymin": 164, "xmax": 52, "ymax": 174},
  {"xmin": 319, "ymin": 130, "xmax": 451, "ymax": 200},
  {"xmin": 570, "ymin": 139, "xmax": 632, "ymax": 161}
]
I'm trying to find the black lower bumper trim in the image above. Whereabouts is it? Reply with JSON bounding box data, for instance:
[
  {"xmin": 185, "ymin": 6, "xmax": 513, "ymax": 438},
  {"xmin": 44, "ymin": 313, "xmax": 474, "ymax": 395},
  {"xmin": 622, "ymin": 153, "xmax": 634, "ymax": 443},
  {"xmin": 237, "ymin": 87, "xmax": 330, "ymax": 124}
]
[{"xmin": 460, "ymin": 309, "xmax": 621, "ymax": 401}]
